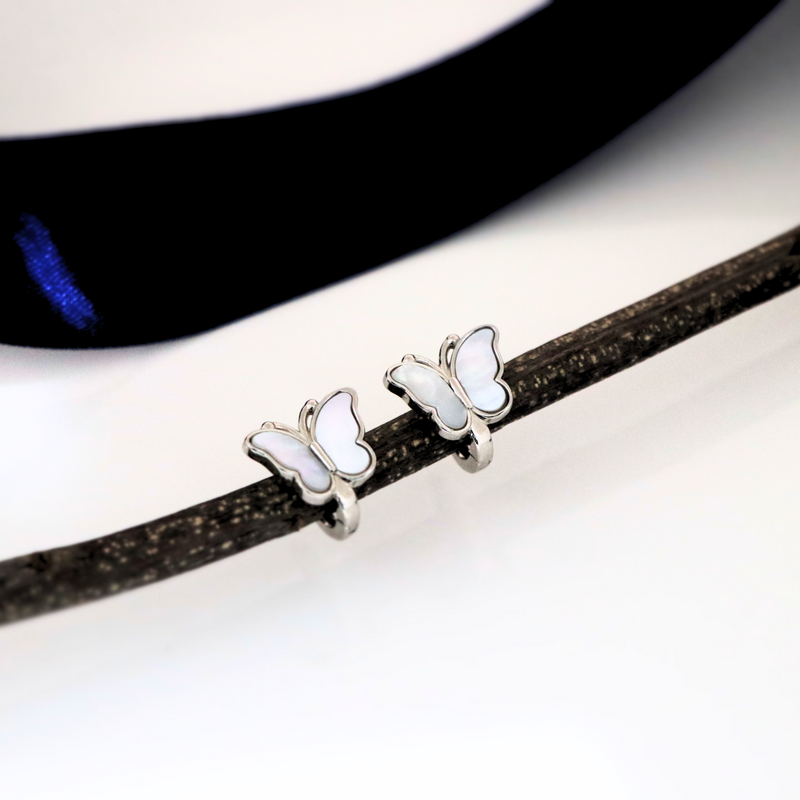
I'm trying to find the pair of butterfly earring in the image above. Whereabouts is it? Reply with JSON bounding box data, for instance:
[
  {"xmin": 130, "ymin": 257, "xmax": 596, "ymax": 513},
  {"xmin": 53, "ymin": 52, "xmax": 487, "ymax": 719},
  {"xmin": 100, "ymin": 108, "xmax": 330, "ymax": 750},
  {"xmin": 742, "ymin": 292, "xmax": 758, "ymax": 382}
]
[{"xmin": 243, "ymin": 324, "xmax": 513, "ymax": 540}]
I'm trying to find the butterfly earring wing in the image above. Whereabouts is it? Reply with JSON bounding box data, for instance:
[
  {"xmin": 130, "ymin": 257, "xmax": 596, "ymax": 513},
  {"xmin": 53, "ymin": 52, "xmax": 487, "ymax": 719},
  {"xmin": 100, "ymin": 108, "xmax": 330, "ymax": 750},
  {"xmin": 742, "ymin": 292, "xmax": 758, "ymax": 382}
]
[
  {"xmin": 244, "ymin": 422, "xmax": 336, "ymax": 505},
  {"xmin": 450, "ymin": 324, "xmax": 512, "ymax": 424},
  {"xmin": 384, "ymin": 355, "xmax": 471, "ymax": 439},
  {"xmin": 309, "ymin": 388, "xmax": 376, "ymax": 486}
]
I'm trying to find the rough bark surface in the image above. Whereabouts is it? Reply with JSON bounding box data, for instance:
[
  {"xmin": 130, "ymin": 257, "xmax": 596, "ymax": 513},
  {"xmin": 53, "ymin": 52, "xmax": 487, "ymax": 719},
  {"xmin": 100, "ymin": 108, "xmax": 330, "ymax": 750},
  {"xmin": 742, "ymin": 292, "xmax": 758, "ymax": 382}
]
[{"xmin": 2, "ymin": 226, "xmax": 799, "ymax": 625}]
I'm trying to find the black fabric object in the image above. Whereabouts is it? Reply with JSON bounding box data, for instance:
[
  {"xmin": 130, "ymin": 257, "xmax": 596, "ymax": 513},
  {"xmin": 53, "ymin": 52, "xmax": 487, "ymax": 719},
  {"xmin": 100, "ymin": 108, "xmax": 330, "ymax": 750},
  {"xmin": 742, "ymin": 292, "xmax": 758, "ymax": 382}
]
[{"xmin": 0, "ymin": 0, "xmax": 781, "ymax": 348}]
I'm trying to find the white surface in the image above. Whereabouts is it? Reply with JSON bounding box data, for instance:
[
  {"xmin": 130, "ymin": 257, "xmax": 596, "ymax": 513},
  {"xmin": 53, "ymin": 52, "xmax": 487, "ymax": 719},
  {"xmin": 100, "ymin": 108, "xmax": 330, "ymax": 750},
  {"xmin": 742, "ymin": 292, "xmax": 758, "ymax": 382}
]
[
  {"xmin": 2, "ymin": 2, "xmax": 800, "ymax": 798},
  {"xmin": 0, "ymin": 0, "xmax": 548, "ymax": 137}
]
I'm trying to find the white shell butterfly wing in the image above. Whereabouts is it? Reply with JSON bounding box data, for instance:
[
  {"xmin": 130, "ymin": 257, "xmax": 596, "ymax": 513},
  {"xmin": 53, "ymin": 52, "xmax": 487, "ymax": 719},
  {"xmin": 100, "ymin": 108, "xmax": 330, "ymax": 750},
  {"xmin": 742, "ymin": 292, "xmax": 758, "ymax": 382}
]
[
  {"xmin": 246, "ymin": 426, "xmax": 334, "ymax": 500},
  {"xmin": 452, "ymin": 325, "xmax": 512, "ymax": 422},
  {"xmin": 387, "ymin": 358, "xmax": 470, "ymax": 436},
  {"xmin": 310, "ymin": 389, "xmax": 376, "ymax": 485}
]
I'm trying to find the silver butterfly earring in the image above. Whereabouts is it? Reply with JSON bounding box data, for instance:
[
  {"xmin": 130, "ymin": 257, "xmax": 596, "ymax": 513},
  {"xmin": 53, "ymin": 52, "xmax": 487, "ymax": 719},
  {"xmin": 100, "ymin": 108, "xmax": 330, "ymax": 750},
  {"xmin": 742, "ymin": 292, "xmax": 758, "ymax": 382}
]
[
  {"xmin": 243, "ymin": 388, "xmax": 376, "ymax": 540},
  {"xmin": 384, "ymin": 324, "xmax": 513, "ymax": 472}
]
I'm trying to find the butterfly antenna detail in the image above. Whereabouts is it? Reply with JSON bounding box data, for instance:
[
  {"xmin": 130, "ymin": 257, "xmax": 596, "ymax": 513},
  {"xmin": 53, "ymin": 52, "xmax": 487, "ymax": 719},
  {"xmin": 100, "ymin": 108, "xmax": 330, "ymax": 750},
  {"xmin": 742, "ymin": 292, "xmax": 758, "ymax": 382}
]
[
  {"xmin": 439, "ymin": 334, "xmax": 460, "ymax": 372},
  {"xmin": 298, "ymin": 399, "xmax": 317, "ymax": 439}
]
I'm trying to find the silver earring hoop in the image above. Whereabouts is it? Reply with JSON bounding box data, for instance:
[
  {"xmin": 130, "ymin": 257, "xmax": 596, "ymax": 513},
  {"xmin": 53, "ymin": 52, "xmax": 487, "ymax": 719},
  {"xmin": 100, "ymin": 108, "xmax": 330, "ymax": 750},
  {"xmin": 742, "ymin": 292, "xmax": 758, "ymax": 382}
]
[
  {"xmin": 243, "ymin": 388, "xmax": 375, "ymax": 539},
  {"xmin": 384, "ymin": 324, "xmax": 513, "ymax": 472}
]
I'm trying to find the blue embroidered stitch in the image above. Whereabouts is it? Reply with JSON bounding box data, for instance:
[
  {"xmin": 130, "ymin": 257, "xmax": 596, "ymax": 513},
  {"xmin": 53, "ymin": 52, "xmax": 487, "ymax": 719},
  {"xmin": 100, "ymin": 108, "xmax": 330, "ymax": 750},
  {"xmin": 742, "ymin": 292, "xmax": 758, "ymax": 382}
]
[{"xmin": 13, "ymin": 213, "xmax": 99, "ymax": 333}]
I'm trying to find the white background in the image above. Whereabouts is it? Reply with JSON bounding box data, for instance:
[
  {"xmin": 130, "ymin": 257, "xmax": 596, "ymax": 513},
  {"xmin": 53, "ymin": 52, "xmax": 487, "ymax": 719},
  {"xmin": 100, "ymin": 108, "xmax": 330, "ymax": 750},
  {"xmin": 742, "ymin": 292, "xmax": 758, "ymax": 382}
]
[
  {"xmin": 1, "ymin": 1, "xmax": 800, "ymax": 798},
  {"xmin": 0, "ymin": 0, "xmax": 548, "ymax": 136}
]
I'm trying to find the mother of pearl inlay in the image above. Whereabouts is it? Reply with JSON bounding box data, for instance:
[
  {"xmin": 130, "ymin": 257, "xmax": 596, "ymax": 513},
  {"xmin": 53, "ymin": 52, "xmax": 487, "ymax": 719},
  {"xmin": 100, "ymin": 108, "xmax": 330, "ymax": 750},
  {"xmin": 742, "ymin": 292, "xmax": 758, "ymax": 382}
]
[
  {"xmin": 250, "ymin": 430, "xmax": 332, "ymax": 492},
  {"xmin": 313, "ymin": 391, "xmax": 371, "ymax": 475},
  {"xmin": 454, "ymin": 327, "xmax": 508, "ymax": 413},
  {"xmin": 391, "ymin": 363, "xmax": 469, "ymax": 429}
]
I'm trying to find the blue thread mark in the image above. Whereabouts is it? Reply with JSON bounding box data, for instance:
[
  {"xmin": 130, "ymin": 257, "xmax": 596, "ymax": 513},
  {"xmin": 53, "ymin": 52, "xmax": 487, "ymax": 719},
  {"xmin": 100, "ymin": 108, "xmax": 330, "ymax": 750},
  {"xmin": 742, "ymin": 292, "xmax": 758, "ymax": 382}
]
[{"xmin": 13, "ymin": 213, "xmax": 99, "ymax": 332}]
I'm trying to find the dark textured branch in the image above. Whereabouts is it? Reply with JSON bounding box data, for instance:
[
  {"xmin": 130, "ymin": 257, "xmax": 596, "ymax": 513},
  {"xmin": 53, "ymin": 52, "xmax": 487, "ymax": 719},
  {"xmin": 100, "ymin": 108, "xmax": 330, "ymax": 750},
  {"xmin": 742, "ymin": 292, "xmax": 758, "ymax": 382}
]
[{"xmin": 2, "ymin": 225, "xmax": 800, "ymax": 625}]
